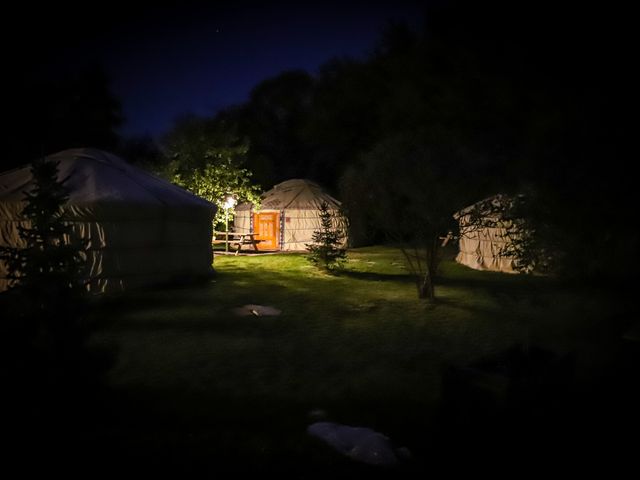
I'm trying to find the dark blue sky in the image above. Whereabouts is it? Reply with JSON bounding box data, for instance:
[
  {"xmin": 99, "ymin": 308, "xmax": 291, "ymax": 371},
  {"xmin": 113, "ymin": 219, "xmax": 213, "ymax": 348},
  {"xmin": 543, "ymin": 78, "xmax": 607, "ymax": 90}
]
[{"xmin": 87, "ymin": 2, "xmax": 427, "ymax": 138}]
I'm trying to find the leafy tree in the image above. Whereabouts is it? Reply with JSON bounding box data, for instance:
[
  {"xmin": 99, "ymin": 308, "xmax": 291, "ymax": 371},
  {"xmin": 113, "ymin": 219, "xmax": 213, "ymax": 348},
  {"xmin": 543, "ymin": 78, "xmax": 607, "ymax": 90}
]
[
  {"xmin": 6, "ymin": 66, "xmax": 123, "ymax": 172},
  {"xmin": 160, "ymin": 115, "xmax": 261, "ymax": 230},
  {"xmin": 236, "ymin": 70, "xmax": 315, "ymax": 186},
  {"xmin": 342, "ymin": 132, "xmax": 476, "ymax": 300},
  {"xmin": 306, "ymin": 202, "xmax": 347, "ymax": 273},
  {"xmin": 302, "ymin": 58, "xmax": 385, "ymax": 191},
  {"xmin": 116, "ymin": 135, "xmax": 163, "ymax": 167}
]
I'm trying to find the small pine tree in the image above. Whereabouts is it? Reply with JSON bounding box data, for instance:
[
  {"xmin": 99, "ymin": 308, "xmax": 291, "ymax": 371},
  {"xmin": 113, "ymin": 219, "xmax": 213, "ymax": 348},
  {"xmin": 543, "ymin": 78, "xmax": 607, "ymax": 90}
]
[
  {"xmin": 1, "ymin": 158, "xmax": 86, "ymax": 302},
  {"xmin": 0, "ymin": 157, "xmax": 88, "ymax": 378},
  {"xmin": 306, "ymin": 202, "xmax": 347, "ymax": 272}
]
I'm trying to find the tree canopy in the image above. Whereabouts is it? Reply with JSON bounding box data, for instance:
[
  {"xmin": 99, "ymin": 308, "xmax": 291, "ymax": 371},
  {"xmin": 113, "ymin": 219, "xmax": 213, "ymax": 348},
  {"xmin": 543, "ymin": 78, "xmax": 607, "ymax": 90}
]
[
  {"xmin": 158, "ymin": 115, "xmax": 261, "ymax": 229},
  {"xmin": 6, "ymin": 66, "xmax": 123, "ymax": 172}
]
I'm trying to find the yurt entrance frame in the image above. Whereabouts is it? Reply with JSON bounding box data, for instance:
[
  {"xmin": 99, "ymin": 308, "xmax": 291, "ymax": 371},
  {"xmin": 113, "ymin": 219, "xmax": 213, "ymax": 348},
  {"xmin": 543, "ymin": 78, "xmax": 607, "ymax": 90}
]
[{"xmin": 252, "ymin": 210, "xmax": 281, "ymax": 251}]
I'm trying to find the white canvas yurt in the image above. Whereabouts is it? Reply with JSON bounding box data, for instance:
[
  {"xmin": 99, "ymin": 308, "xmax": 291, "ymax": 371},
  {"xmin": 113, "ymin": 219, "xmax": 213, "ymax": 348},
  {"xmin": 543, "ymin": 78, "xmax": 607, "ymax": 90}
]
[
  {"xmin": 234, "ymin": 179, "xmax": 346, "ymax": 251},
  {"xmin": 454, "ymin": 194, "xmax": 519, "ymax": 273},
  {"xmin": 0, "ymin": 148, "xmax": 215, "ymax": 293}
]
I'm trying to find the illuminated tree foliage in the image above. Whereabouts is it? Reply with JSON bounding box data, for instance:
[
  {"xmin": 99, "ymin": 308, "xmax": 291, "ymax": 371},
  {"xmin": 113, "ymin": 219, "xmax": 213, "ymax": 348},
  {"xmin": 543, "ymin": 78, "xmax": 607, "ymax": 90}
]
[
  {"xmin": 160, "ymin": 115, "xmax": 261, "ymax": 229},
  {"xmin": 168, "ymin": 148, "xmax": 261, "ymax": 229}
]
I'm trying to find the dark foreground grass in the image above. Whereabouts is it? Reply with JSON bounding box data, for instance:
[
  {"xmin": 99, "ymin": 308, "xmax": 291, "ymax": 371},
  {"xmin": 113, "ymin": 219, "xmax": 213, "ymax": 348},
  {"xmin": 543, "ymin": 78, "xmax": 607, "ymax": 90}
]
[{"xmin": 12, "ymin": 246, "xmax": 638, "ymax": 476}]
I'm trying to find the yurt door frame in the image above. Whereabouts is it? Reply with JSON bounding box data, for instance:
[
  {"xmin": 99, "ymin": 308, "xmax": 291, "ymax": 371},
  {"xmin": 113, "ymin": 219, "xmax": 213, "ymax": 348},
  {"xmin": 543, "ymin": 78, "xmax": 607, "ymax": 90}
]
[{"xmin": 253, "ymin": 210, "xmax": 280, "ymax": 250}]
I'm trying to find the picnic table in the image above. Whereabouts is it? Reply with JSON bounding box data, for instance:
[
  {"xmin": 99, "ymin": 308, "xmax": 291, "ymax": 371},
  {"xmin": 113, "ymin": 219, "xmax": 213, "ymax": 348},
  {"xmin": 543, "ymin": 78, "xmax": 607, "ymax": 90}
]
[{"xmin": 213, "ymin": 231, "xmax": 262, "ymax": 255}]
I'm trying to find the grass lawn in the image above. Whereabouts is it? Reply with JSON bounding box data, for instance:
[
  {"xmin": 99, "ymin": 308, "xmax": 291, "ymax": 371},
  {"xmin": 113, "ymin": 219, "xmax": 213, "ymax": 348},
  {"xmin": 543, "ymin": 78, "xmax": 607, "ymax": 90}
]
[{"xmin": 20, "ymin": 246, "xmax": 638, "ymax": 475}]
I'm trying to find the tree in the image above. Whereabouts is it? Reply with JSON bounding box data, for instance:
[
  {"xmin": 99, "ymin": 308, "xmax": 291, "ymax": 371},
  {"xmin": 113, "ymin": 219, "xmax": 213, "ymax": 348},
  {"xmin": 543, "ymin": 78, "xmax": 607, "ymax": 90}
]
[
  {"xmin": 306, "ymin": 202, "xmax": 347, "ymax": 273},
  {"xmin": 302, "ymin": 58, "xmax": 385, "ymax": 191},
  {"xmin": 160, "ymin": 115, "xmax": 261, "ymax": 230},
  {"xmin": 341, "ymin": 132, "xmax": 477, "ymax": 300},
  {"xmin": 236, "ymin": 70, "xmax": 315, "ymax": 186},
  {"xmin": 116, "ymin": 135, "xmax": 163, "ymax": 167},
  {"xmin": 0, "ymin": 157, "xmax": 90, "ymax": 389},
  {"xmin": 418, "ymin": 0, "xmax": 635, "ymax": 282},
  {"xmin": 6, "ymin": 66, "xmax": 123, "ymax": 172},
  {"xmin": 0, "ymin": 158, "xmax": 87, "ymax": 302}
]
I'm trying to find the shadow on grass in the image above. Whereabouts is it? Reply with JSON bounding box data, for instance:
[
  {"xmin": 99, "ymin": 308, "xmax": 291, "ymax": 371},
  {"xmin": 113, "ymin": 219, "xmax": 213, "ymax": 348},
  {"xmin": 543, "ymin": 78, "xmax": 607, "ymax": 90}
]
[
  {"xmin": 338, "ymin": 269, "xmax": 415, "ymax": 283},
  {"xmin": 428, "ymin": 296, "xmax": 507, "ymax": 317},
  {"xmin": 437, "ymin": 272, "xmax": 560, "ymax": 295}
]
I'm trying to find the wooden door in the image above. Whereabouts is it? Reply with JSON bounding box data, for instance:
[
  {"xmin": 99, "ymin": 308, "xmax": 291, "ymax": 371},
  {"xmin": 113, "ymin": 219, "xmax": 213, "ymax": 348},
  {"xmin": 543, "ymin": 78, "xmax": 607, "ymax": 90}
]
[{"xmin": 253, "ymin": 212, "xmax": 280, "ymax": 250}]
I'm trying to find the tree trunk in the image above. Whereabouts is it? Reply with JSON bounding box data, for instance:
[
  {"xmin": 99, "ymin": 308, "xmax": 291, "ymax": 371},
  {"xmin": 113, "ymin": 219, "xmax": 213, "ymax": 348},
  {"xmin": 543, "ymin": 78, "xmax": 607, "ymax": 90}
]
[{"xmin": 417, "ymin": 266, "xmax": 435, "ymax": 300}]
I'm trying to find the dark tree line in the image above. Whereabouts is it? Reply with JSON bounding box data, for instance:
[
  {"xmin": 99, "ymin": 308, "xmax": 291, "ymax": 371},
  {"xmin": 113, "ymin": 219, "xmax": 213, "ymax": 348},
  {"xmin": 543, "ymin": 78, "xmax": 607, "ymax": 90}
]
[
  {"xmin": 5, "ymin": 65, "xmax": 123, "ymax": 173},
  {"xmin": 222, "ymin": 0, "xmax": 633, "ymax": 285}
]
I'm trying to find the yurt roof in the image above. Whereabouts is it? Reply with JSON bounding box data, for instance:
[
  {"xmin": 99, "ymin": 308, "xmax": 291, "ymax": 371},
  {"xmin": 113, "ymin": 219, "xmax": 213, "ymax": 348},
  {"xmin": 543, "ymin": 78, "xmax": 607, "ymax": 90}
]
[
  {"xmin": 239, "ymin": 179, "xmax": 341, "ymax": 211},
  {"xmin": 0, "ymin": 148, "xmax": 215, "ymax": 219},
  {"xmin": 453, "ymin": 194, "xmax": 514, "ymax": 220}
]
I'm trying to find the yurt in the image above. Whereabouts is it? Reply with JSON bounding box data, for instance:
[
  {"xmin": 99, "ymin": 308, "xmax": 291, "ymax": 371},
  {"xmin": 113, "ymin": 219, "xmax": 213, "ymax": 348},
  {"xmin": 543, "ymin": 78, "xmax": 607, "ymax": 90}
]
[
  {"xmin": 454, "ymin": 194, "xmax": 519, "ymax": 273},
  {"xmin": 234, "ymin": 179, "xmax": 346, "ymax": 251},
  {"xmin": 0, "ymin": 148, "xmax": 215, "ymax": 293}
]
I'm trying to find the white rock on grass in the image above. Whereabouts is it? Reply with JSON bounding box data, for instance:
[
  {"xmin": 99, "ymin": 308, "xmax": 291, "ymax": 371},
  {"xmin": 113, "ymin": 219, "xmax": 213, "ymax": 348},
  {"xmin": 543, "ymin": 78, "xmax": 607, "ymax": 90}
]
[
  {"xmin": 307, "ymin": 421, "xmax": 406, "ymax": 467},
  {"xmin": 232, "ymin": 304, "xmax": 282, "ymax": 316}
]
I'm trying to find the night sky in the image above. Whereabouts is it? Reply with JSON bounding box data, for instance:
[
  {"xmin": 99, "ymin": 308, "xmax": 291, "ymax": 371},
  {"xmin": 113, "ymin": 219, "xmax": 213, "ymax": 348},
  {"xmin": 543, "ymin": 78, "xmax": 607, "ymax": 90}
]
[{"xmin": 11, "ymin": 1, "xmax": 426, "ymax": 139}]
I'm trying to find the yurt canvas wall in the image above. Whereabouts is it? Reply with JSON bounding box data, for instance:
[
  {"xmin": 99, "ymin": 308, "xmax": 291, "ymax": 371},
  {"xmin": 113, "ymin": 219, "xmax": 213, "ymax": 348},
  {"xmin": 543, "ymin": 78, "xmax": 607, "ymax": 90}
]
[
  {"xmin": 234, "ymin": 179, "xmax": 346, "ymax": 251},
  {"xmin": 0, "ymin": 148, "xmax": 215, "ymax": 293},
  {"xmin": 454, "ymin": 194, "xmax": 518, "ymax": 274}
]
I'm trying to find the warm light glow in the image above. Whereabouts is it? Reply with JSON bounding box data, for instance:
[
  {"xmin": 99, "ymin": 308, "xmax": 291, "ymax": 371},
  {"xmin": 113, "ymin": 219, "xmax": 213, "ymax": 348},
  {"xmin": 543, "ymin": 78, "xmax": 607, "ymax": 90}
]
[{"xmin": 224, "ymin": 195, "xmax": 237, "ymax": 210}]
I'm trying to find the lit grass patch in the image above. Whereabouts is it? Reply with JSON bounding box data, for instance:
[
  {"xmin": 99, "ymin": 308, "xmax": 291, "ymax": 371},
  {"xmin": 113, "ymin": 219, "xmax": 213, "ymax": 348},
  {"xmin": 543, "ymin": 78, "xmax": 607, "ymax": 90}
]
[{"xmin": 84, "ymin": 245, "xmax": 624, "ymax": 474}]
